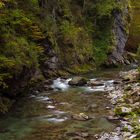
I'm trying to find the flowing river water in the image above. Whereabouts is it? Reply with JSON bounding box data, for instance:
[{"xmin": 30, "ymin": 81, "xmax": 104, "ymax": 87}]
[{"xmin": 0, "ymin": 67, "xmax": 134, "ymax": 140}]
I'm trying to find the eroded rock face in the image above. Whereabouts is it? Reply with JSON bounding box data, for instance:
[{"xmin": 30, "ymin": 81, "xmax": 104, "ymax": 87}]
[
  {"xmin": 108, "ymin": 1, "xmax": 131, "ymax": 65},
  {"xmin": 40, "ymin": 39, "xmax": 59, "ymax": 78}
]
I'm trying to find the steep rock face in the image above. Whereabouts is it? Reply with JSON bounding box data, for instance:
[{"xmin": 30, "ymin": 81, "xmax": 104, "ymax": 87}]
[
  {"xmin": 41, "ymin": 42, "xmax": 59, "ymax": 78},
  {"xmin": 0, "ymin": 0, "xmax": 133, "ymax": 113},
  {"xmin": 39, "ymin": 0, "xmax": 132, "ymax": 72},
  {"xmin": 108, "ymin": 2, "xmax": 131, "ymax": 64},
  {"xmin": 126, "ymin": 0, "xmax": 140, "ymax": 52},
  {"xmin": 39, "ymin": 0, "xmax": 96, "ymax": 78}
]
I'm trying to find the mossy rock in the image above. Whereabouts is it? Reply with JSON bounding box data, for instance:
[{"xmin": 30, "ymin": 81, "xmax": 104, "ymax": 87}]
[
  {"xmin": 115, "ymin": 106, "xmax": 132, "ymax": 116},
  {"xmin": 0, "ymin": 97, "xmax": 14, "ymax": 114},
  {"xmin": 68, "ymin": 77, "xmax": 88, "ymax": 86}
]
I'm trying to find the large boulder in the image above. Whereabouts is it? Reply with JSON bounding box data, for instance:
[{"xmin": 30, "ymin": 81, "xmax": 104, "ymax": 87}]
[{"xmin": 68, "ymin": 77, "xmax": 88, "ymax": 86}]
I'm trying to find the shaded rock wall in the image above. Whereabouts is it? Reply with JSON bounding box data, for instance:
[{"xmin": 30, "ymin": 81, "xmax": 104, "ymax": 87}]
[
  {"xmin": 126, "ymin": 0, "xmax": 140, "ymax": 52},
  {"xmin": 108, "ymin": 1, "xmax": 131, "ymax": 65}
]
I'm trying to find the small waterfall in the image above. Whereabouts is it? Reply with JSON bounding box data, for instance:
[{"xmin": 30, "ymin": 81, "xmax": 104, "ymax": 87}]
[{"xmin": 51, "ymin": 78, "xmax": 72, "ymax": 91}]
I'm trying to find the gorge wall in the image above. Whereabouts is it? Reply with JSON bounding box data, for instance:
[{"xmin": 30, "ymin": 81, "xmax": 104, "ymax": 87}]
[
  {"xmin": 126, "ymin": 0, "xmax": 140, "ymax": 53},
  {"xmin": 108, "ymin": 0, "xmax": 131, "ymax": 64},
  {"xmin": 0, "ymin": 0, "xmax": 135, "ymax": 113}
]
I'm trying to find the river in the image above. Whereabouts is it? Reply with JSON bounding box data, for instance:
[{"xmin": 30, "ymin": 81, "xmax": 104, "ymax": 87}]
[{"xmin": 0, "ymin": 67, "xmax": 132, "ymax": 140}]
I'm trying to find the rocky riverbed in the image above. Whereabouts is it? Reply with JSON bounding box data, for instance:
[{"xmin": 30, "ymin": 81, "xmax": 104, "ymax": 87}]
[
  {"xmin": 0, "ymin": 68, "xmax": 139, "ymax": 140},
  {"xmin": 99, "ymin": 69, "xmax": 140, "ymax": 140}
]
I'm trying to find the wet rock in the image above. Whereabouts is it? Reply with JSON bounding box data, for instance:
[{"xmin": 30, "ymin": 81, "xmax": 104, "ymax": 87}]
[
  {"xmin": 123, "ymin": 124, "xmax": 134, "ymax": 132},
  {"xmin": 123, "ymin": 132, "xmax": 131, "ymax": 138},
  {"xmin": 47, "ymin": 105, "xmax": 55, "ymax": 109},
  {"xmin": 78, "ymin": 132, "xmax": 89, "ymax": 138},
  {"xmin": 129, "ymin": 134, "xmax": 137, "ymax": 139},
  {"xmin": 125, "ymin": 98, "xmax": 133, "ymax": 104},
  {"xmin": 107, "ymin": 116, "xmax": 120, "ymax": 121},
  {"xmin": 132, "ymin": 102, "xmax": 140, "ymax": 108},
  {"xmin": 108, "ymin": 88, "xmax": 124, "ymax": 105},
  {"xmin": 113, "ymin": 80, "xmax": 122, "ymax": 85},
  {"xmin": 119, "ymin": 69, "xmax": 140, "ymax": 82},
  {"xmin": 115, "ymin": 106, "xmax": 132, "ymax": 116},
  {"xmin": 43, "ymin": 85, "xmax": 53, "ymax": 91},
  {"xmin": 98, "ymin": 132, "xmax": 121, "ymax": 140},
  {"xmin": 125, "ymin": 85, "xmax": 132, "ymax": 91},
  {"xmin": 125, "ymin": 59, "xmax": 131, "ymax": 65},
  {"xmin": 68, "ymin": 77, "xmax": 88, "ymax": 86},
  {"xmin": 88, "ymin": 81, "xmax": 104, "ymax": 86},
  {"xmin": 43, "ymin": 79, "xmax": 53, "ymax": 85},
  {"xmin": 72, "ymin": 113, "xmax": 90, "ymax": 121},
  {"xmin": 106, "ymin": 106, "xmax": 111, "ymax": 109}
]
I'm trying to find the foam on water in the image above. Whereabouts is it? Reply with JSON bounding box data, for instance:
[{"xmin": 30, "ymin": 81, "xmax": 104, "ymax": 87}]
[
  {"xmin": 84, "ymin": 86, "xmax": 105, "ymax": 92},
  {"xmin": 47, "ymin": 105, "xmax": 55, "ymax": 109},
  {"xmin": 85, "ymin": 79, "xmax": 115, "ymax": 92},
  {"xmin": 47, "ymin": 117, "xmax": 68, "ymax": 123},
  {"xmin": 36, "ymin": 96, "xmax": 50, "ymax": 101},
  {"xmin": 51, "ymin": 77, "xmax": 115, "ymax": 93},
  {"xmin": 51, "ymin": 78, "xmax": 72, "ymax": 91}
]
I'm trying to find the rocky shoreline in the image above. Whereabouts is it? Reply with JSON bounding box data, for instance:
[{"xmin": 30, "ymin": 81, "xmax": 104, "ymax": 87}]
[{"xmin": 98, "ymin": 69, "xmax": 140, "ymax": 140}]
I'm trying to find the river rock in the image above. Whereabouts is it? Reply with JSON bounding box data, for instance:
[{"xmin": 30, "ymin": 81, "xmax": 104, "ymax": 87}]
[
  {"xmin": 99, "ymin": 132, "xmax": 121, "ymax": 140},
  {"xmin": 115, "ymin": 106, "xmax": 132, "ymax": 116},
  {"xmin": 119, "ymin": 69, "xmax": 140, "ymax": 82},
  {"xmin": 85, "ymin": 103, "xmax": 98, "ymax": 112},
  {"xmin": 113, "ymin": 80, "xmax": 122, "ymax": 85},
  {"xmin": 125, "ymin": 85, "xmax": 132, "ymax": 91},
  {"xmin": 68, "ymin": 77, "xmax": 88, "ymax": 86},
  {"xmin": 72, "ymin": 113, "xmax": 90, "ymax": 121},
  {"xmin": 129, "ymin": 134, "xmax": 137, "ymax": 139},
  {"xmin": 43, "ymin": 85, "xmax": 53, "ymax": 91},
  {"xmin": 88, "ymin": 81, "xmax": 104, "ymax": 86},
  {"xmin": 43, "ymin": 79, "xmax": 53, "ymax": 85}
]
